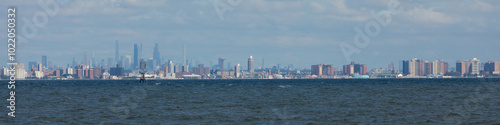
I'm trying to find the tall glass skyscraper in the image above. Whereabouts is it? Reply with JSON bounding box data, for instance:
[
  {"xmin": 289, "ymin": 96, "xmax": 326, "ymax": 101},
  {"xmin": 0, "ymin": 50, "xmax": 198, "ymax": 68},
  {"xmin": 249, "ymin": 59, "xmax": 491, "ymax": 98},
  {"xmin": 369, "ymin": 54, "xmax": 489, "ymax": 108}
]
[
  {"xmin": 248, "ymin": 56, "xmax": 254, "ymax": 73},
  {"xmin": 134, "ymin": 44, "xmax": 139, "ymax": 69},
  {"xmin": 42, "ymin": 55, "xmax": 47, "ymax": 69},
  {"xmin": 153, "ymin": 43, "xmax": 161, "ymax": 66}
]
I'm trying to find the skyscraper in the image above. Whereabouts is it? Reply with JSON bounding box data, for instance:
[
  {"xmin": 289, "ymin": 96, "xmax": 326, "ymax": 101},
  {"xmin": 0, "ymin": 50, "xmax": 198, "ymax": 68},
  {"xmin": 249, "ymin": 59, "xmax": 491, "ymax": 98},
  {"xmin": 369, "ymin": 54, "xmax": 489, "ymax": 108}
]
[
  {"xmin": 42, "ymin": 55, "xmax": 47, "ymax": 69},
  {"xmin": 147, "ymin": 58, "xmax": 155, "ymax": 72},
  {"xmin": 37, "ymin": 62, "xmax": 43, "ymax": 72},
  {"xmin": 248, "ymin": 56, "xmax": 254, "ymax": 73},
  {"xmin": 124, "ymin": 55, "xmax": 132, "ymax": 70},
  {"xmin": 134, "ymin": 44, "xmax": 139, "ymax": 69},
  {"xmin": 13, "ymin": 63, "xmax": 26, "ymax": 80},
  {"xmin": 182, "ymin": 45, "xmax": 188, "ymax": 72},
  {"xmin": 168, "ymin": 60, "xmax": 174, "ymax": 73},
  {"xmin": 457, "ymin": 58, "xmax": 481, "ymax": 76},
  {"xmin": 91, "ymin": 51, "xmax": 95, "ymax": 68},
  {"xmin": 153, "ymin": 43, "xmax": 161, "ymax": 66},
  {"xmin": 140, "ymin": 43, "xmax": 143, "ymax": 61},
  {"xmin": 403, "ymin": 60, "xmax": 410, "ymax": 75},
  {"xmin": 439, "ymin": 61, "xmax": 449, "ymax": 74},
  {"xmin": 115, "ymin": 40, "xmax": 119, "ymax": 63},
  {"xmin": 470, "ymin": 58, "xmax": 480, "ymax": 76},
  {"xmin": 456, "ymin": 61, "xmax": 470, "ymax": 76},
  {"xmin": 183, "ymin": 44, "xmax": 186, "ymax": 65},
  {"xmin": 403, "ymin": 58, "xmax": 425, "ymax": 76},
  {"xmin": 72, "ymin": 57, "xmax": 77, "ymax": 67},
  {"xmin": 82, "ymin": 50, "xmax": 89, "ymax": 66},
  {"xmin": 235, "ymin": 64, "xmax": 241, "ymax": 78}
]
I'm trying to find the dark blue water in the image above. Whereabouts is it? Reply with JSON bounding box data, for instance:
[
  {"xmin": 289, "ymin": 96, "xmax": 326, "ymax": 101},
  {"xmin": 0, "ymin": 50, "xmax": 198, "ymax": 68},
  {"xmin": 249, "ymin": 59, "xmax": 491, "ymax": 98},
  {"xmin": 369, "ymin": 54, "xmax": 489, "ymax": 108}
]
[{"xmin": 1, "ymin": 79, "xmax": 500, "ymax": 124}]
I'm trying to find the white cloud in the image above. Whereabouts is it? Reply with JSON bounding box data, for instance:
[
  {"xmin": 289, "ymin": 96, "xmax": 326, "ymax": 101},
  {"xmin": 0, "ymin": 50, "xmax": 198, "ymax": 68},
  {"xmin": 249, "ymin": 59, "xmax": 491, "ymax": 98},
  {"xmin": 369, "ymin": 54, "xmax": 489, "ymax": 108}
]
[
  {"xmin": 404, "ymin": 7, "xmax": 458, "ymax": 24},
  {"xmin": 469, "ymin": 1, "xmax": 495, "ymax": 12},
  {"xmin": 310, "ymin": 2, "xmax": 325, "ymax": 12}
]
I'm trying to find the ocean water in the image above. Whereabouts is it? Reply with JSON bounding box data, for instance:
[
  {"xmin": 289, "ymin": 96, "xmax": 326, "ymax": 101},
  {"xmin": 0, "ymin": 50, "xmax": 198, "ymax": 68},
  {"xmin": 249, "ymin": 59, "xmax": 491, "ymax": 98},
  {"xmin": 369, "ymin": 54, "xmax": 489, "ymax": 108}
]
[{"xmin": 2, "ymin": 78, "xmax": 500, "ymax": 124}]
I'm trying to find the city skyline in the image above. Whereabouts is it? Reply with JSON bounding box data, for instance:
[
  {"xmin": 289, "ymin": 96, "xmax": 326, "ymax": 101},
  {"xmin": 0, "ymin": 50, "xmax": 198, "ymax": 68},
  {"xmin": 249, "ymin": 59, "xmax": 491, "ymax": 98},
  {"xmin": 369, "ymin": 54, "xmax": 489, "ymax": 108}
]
[
  {"xmin": 4, "ymin": 41, "xmax": 500, "ymax": 71},
  {"xmin": 0, "ymin": 0, "xmax": 499, "ymax": 69},
  {"xmin": 11, "ymin": 48, "xmax": 500, "ymax": 72}
]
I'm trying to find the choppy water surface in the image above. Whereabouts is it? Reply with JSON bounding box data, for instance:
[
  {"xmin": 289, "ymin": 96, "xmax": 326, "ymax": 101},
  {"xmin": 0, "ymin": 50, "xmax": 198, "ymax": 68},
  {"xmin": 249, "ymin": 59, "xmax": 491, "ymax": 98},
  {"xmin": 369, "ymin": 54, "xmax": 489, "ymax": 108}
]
[{"xmin": 2, "ymin": 79, "xmax": 500, "ymax": 124}]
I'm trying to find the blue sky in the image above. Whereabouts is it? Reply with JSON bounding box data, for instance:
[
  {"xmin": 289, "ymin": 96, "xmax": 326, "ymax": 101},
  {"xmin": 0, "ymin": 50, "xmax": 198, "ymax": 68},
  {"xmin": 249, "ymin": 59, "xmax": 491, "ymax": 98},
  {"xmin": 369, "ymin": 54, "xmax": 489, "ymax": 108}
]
[{"xmin": 1, "ymin": 0, "xmax": 499, "ymax": 69}]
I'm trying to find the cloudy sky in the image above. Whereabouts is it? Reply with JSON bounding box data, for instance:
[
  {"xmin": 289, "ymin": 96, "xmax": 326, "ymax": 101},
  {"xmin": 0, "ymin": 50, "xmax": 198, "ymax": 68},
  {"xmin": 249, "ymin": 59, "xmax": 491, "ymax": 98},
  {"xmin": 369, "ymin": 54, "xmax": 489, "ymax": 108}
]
[{"xmin": 1, "ymin": 0, "xmax": 499, "ymax": 69}]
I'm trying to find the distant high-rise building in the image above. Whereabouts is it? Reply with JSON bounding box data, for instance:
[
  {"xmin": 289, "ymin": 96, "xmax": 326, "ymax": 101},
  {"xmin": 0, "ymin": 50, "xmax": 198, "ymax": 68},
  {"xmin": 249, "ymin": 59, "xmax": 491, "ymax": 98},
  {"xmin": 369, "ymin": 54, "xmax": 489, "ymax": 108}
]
[
  {"xmin": 134, "ymin": 44, "xmax": 139, "ymax": 69},
  {"xmin": 388, "ymin": 62, "xmax": 396, "ymax": 73},
  {"xmin": 110, "ymin": 64, "xmax": 124, "ymax": 76},
  {"xmin": 67, "ymin": 67, "xmax": 74, "ymax": 75},
  {"xmin": 431, "ymin": 61, "xmax": 439, "ymax": 75},
  {"xmin": 403, "ymin": 60, "xmax": 410, "ymax": 75},
  {"xmin": 124, "ymin": 55, "xmax": 132, "ymax": 70},
  {"xmin": 312, "ymin": 64, "xmax": 334, "ymax": 76},
  {"xmin": 146, "ymin": 58, "xmax": 155, "ymax": 72},
  {"xmin": 277, "ymin": 64, "xmax": 281, "ymax": 74},
  {"xmin": 13, "ymin": 63, "xmax": 26, "ymax": 80},
  {"xmin": 162, "ymin": 64, "xmax": 167, "ymax": 75},
  {"xmin": 342, "ymin": 62, "xmax": 366, "ymax": 75},
  {"xmin": 72, "ymin": 57, "xmax": 77, "ymax": 67},
  {"xmin": 82, "ymin": 50, "xmax": 89, "ymax": 66},
  {"xmin": 93, "ymin": 67, "xmax": 102, "ymax": 78},
  {"xmin": 456, "ymin": 58, "xmax": 481, "ymax": 76},
  {"xmin": 457, "ymin": 61, "xmax": 471, "ymax": 76},
  {"xmin": 424, "ymin": 60, "xmax": 448, "ymax": 75},
  {"xmin": 484, "ymin": 61, "xmax": 500, "ymax": 75},
  {"xmin": 174, "ymin": 64, "xmax": 182, "ymax": 73},
  {"xmin": 248, "ymin": 56, "xmax": 254, "ymax": 73},
  {"xmin": 153, "ymin": 43, "xmax": 161, "ymax": 66},
  {"xmin": 262, "ymin": 58, "xmax": 265, "ymax": 69},
  {"xmin": 439, "ymin": 61, "xmax": 449, "ymax": 74},
  {"xmin": 91, "ymin": 51, "xmax": 95, "ymax": 68},
  {"xmin": 470, "ymin": 58, "xmax": 480, "ymax": 76},
  {"xmin": 168, "ymin": 60, "xmax": 174, "ymax": 73},
  {"xmin": 403, "ymin": 58, "xmax": 425, "ymax": 76},
  {"xmin": 416, "ymin": 59, "xmax": 426, "ymax": 76},
  {"xmin": 140, "ymin": 43, "xmax": 143, "ymax": 61},
  {"xmin": 235, "ymin": 64, "xmax": 241, "ymax": 78},
  {"xmin": 37, "ymin": 62, "xmax": 43, "ymax": 72},
  {"xmin": 182, "ymin": 65, "xmax": 188, "ymax": 72},
  {"xmin": 115, "ymin": 40, "xmax": 119, "ymax": 63},
  {"xmin": 42, "ymin": 55, "xmax": 47, "ymax": 69},
  {"xmin": 85, "ymin": 69, "xmax": 94, "ymax": 79},
  {"xmin": 425, "ymin": 61, "xmax": 433, "ymax": 75},
  {"xmin": 182, "ymin": 45, "xmax": 188, "ymax": 72},
  {"xmin": 120, "ymin": 56, "xmax": 124, "ymax": 69},
  {"xmin": 192, "ymin": 64, "xmax": 210, "ymax": 75}
]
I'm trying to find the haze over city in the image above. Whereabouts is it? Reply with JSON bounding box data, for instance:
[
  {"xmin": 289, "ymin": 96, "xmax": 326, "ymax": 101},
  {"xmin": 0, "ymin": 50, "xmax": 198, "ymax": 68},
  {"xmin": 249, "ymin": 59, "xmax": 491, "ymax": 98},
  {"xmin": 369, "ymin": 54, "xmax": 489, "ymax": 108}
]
[{"xmin": 1, "ymin": 0, "xmax": 499, "ymax": 69}]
